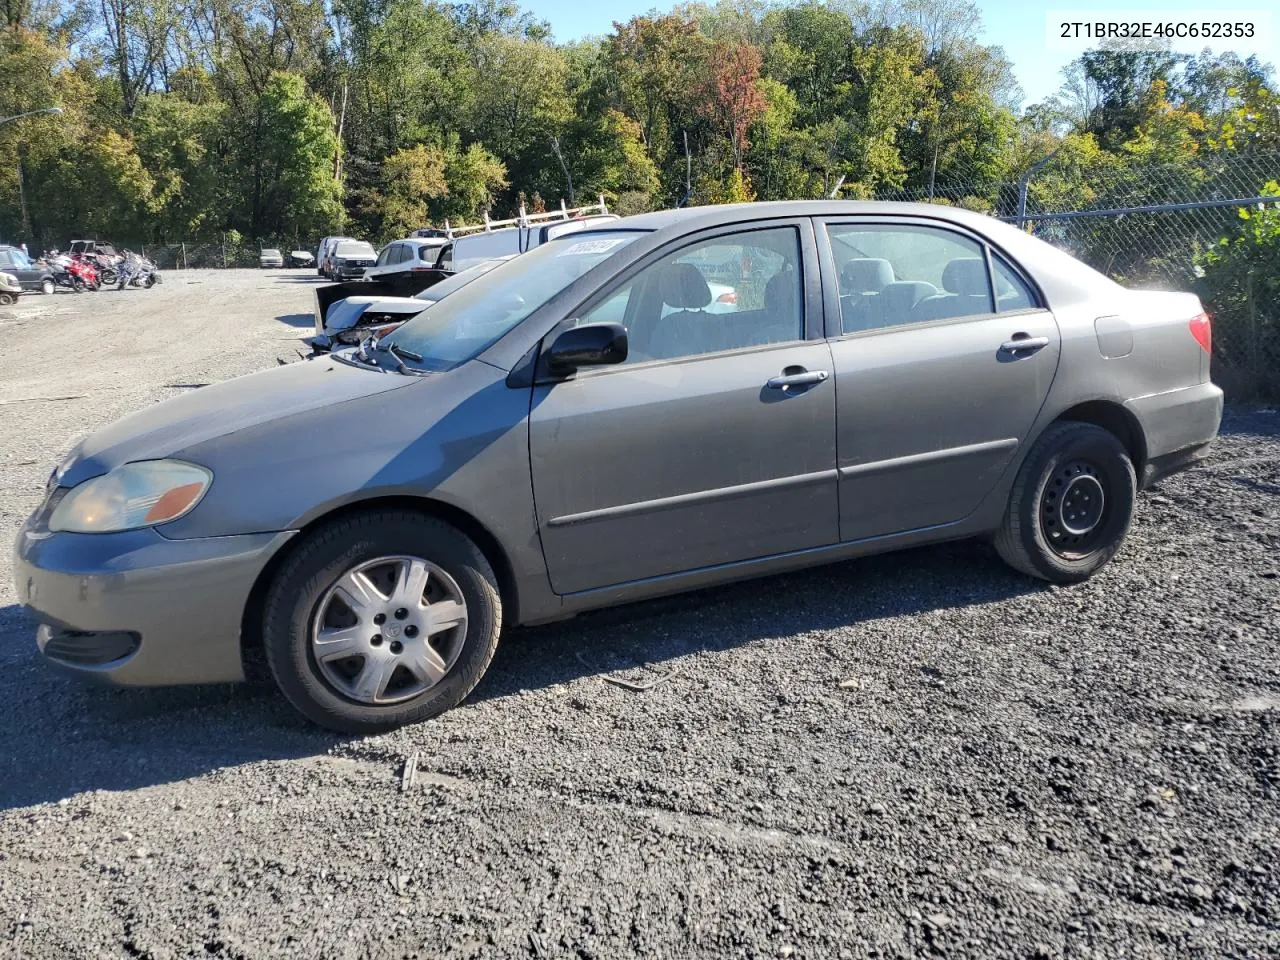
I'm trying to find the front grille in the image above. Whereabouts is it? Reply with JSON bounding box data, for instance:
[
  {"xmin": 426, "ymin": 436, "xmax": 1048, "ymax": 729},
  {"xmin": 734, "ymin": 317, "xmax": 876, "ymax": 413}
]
[{"xmin": 42, "ymin": 628, "xmax": 140, "ymax": 666}]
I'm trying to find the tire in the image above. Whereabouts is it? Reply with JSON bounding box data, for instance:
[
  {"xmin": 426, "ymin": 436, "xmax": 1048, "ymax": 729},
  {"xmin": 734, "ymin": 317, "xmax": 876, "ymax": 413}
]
[
  {"xmin": 0, "ymin": 292, "xmax": 14, "ymax": 305},
  {"xmin": 40, "ymin": 278, "xmax": 55, "ymax": 295},
  {"xmin": 261, "ymin": 511, "xmax": 502, "ymax": 734},
  {"xmin": 994, "ymin": 421, "xmax": 1136, "ymax": 584},
  {"xmin": 144, "ymin": 274, "xmax": 156, "ymax": 288}
]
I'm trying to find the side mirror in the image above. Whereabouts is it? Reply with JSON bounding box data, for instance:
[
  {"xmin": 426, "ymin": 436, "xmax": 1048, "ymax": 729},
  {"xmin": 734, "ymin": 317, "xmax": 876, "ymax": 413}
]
[{"xmin": 545, "ymin": 322, "xmax": 628, "ymax": 374}]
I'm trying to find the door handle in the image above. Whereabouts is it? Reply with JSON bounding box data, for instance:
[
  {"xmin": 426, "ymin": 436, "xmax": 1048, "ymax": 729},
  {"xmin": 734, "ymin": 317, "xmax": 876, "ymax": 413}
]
[
  {"xmin": 1000, "ymin": 335, "xmax": 1050, "ymax": 354},
  {"xmin": 766, "ymin": 369, "xmax": 829, "ymax": 390}
]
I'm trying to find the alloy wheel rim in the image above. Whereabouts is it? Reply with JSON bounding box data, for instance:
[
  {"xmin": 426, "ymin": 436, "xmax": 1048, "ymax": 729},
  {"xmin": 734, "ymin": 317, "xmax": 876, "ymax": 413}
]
[
  {"xmin": 310, "ymin": 555, "xmax": 468, "ymax": 705},
  {"xmin": 1040, "ymin": 460, "xmax": 1108, "ymax": 557}
]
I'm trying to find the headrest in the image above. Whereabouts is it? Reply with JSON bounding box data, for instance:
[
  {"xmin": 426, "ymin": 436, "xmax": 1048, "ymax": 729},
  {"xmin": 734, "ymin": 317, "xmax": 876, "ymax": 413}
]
[
  {"xmin": 764, "ymin": 270, "xmax": 799, "ymax": 316},
  {"xmin": 879, "ymin": 280, "xmax": 937, "ymax": 315},
  {"xmin": 660, "ymin": 262, "xmax": 712, "ymax": 309},
  {"xmin": 941, "ymin": 258, "xmax": 988, "ymax": 296},
  {"xmin": 841, "ymin": 258, "xmax": 895, "ymax": 294}
]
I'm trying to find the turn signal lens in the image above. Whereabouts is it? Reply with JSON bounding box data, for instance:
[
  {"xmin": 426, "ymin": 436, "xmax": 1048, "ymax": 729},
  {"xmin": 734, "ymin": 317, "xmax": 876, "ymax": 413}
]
[{"xmin": 1189, "ymin": 312, "xmax": 1212, "ymax": 354}]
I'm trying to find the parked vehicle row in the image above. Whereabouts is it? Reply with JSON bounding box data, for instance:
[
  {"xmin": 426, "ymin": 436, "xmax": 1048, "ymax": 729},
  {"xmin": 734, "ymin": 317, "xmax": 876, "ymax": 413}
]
[
  {"xmin": 260, "ymin": 249, "xmax": 316, "ymax": 269},
  {"xmin": 0, "ymin": 243, "xmax": 159, "ymax": 296}
]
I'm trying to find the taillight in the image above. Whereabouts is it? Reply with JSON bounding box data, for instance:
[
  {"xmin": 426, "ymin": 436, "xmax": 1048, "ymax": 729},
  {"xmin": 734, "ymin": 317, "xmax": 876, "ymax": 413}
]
[
  {"xmin": 1189, "ymin": 312, "xmax": 1212, "ymax": 354},
  {"xmin": 716, "ymin": 291, "xmax": 737, "ymax": 304}
]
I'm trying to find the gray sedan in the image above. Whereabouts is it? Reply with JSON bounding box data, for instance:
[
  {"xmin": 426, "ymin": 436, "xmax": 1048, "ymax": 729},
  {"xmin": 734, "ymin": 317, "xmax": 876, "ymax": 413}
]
[{"xmin": 13, "ymin": 202, "xmax": 1223, "ymax": 733}]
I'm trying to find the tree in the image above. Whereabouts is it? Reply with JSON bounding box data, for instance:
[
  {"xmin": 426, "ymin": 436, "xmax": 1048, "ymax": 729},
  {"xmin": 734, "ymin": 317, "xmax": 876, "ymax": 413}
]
[
  {"xmin": 700, "ymin": 41, "xmax": 766, "ymax": 171},
  {"xmin": 374, "ymin": 143, "xmax": 448, "ymax": 237},
  {"xmin": 257, "ymin": 72, "xmax": 344, "ymax": 236}
]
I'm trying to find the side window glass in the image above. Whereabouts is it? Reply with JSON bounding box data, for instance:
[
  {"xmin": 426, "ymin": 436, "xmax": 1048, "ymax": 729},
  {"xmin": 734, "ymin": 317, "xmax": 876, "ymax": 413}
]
[
  {"xmin": 993, "ymin": 256, "xmax": 1036, "ymax": 311},
  {"xmin": 376, "ymin": 246, "xmax": 391, "ymax": 266},
  {"xmin": 826, "ymin": 223, "xmax": 994, "ymax": 333},
  {"xmin": 577, "ymin": 226, "xmax": 803, "ymax": 364}
]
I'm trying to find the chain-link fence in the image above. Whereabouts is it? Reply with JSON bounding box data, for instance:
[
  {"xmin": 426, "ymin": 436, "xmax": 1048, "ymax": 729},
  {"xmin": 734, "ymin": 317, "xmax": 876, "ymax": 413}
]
[{"xmin": 130, "ymin": 236, "xmax": 313, "ymax": 270}]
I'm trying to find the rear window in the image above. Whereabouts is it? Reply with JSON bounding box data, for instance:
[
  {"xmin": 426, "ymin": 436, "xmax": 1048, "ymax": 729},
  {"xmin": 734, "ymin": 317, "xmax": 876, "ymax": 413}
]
[
  {"xmin": 336, "ymin": 242, "xmax": 375, "ymax": 258},
  {"xmin": 452, "ymin": 231, "xmax": 522, "ymax": 266}
]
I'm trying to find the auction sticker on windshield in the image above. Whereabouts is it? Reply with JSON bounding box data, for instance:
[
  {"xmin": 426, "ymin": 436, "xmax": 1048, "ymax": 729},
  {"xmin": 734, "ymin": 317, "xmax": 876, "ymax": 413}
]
[{"xmin": 557, "ymin": 237, "xmax": 633, "ymax": 257}]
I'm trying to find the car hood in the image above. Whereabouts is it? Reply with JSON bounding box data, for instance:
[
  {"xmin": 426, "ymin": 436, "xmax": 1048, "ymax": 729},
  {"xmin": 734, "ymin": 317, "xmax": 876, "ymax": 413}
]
[
  {"xmin": 324, "ymin": 295, "xmax": 430, "ymax": 335},
  {"xmin": 58, "ymin": 357, "xmax": 416, "ymax": 487}
]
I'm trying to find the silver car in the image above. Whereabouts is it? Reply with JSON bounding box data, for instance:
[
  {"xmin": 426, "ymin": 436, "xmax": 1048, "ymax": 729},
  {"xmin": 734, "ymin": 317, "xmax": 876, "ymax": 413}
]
[{"xmin": 13, "ymin": 202, "xmax": 1223, "ymax": 733}]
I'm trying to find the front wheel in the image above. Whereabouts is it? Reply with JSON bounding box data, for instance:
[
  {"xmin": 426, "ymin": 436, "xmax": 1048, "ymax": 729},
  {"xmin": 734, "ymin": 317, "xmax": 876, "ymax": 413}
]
[
  {"xmin": 40, "ymin": 278, "xmax": 55, "ymax": 295},
  {"xmin": 262, "ymin": 511, "xmax": 503, "ymax": 734},
  {"xmin": 994, "ymin": 421, "xmax": 1136, "ymax": 584}
]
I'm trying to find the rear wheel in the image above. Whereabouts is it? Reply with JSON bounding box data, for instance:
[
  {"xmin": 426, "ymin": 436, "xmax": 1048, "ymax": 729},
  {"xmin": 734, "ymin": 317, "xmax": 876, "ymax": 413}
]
[
  {"xmin": 262, "ymin": 511, "xmax": 502, "ymax": 734},
  {"xmin": 994, "ymin": 421, "xmax": 1136, "ymax": 583},
  {"xmin": 0, "ymin": 292, "xmax": 14, "ymax": 305}
]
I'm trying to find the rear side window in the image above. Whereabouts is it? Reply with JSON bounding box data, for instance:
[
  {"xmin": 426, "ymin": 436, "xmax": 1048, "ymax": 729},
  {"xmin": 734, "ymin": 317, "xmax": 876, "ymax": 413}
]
[
  {"xmin": 826, "ymin": 223, "xmax": 995, "ymax": 334},
  {"xmin": 993, "ymin": 256, "xmax": 1037, "ymax": 311}
]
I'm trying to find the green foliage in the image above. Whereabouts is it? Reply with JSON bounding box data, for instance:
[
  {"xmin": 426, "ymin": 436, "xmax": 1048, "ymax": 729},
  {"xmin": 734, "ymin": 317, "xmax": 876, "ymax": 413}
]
[
  {"xmin": 1196, "ymin": 183, "xmax": 1280, "ymax": 398},
  {"xmin": 257, "ymin": 72, "xmax": 344, "ymax": 238},
  {"xmin": 0, "ymin": 0, "xmax": 1271, "ymax": 301}
]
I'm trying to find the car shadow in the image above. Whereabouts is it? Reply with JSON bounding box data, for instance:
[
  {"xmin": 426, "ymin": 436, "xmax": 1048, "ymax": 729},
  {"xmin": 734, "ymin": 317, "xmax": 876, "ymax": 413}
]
[
  {"xmin": 470, "ymin": 539, "xmax": 1035, "ymax": 706},
  {"xmin": 0, "ymin": 538, "xmax": 1035, "ymax": 810},
  {"xmin": 274, "ymin": 313, "xmax": 314, "ymax": 328}
]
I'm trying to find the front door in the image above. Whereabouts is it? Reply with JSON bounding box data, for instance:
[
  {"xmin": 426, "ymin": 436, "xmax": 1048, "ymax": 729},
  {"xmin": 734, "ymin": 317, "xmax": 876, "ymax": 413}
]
[
  {"xmin": 529, "ymin": 222, "xmax": 839, "ymax": 595},
  {"xmin": 820, "ymin": 219, "xmax": 1062, "ymax": 542}
]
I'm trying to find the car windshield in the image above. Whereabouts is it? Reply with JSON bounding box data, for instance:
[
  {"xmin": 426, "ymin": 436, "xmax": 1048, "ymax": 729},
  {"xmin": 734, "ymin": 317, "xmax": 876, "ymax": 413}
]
[
  {"xmin": 262, "ymin": 249, "xmax": 281, "ymax": 256},
  {"xmin": 412, "ymin": 258, "xmax": 508, "ymax": 303},
  {"xmin": 336, "ymin": 242, "xmax": 374, "ymax": 257},
  {"xmin": 385, "ymin": 231, "xmax": 645, "ymax": 372}
]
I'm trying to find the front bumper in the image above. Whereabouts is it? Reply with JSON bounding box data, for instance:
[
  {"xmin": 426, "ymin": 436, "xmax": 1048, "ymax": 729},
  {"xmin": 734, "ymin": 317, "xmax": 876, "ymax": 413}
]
[
  {"xmin": 13, "ymin": 521, "xmax": 295, "ymax": 686},
  {"xmin": 334, "ymin": 265, "xmax": 373, "ymax": 280}
]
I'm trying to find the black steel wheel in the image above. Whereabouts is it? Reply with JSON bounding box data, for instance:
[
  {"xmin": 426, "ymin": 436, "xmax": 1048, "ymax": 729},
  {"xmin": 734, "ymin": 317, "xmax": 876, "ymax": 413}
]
[{"xmin": 995, "ymin": 421, "xmax": 1136, "ymax": 583}]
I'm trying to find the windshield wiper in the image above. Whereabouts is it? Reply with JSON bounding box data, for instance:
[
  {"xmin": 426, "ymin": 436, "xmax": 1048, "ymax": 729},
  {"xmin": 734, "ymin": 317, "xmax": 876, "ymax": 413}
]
[{"xmin": 369, "ymin": 336, "xmax": 429, "ymax": 376}]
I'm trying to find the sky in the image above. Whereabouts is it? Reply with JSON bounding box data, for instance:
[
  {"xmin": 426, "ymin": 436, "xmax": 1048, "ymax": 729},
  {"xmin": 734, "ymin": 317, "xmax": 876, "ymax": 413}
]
[{"xmin": 521, "ymin": 0, "xmax": 1279, "ymax": 108}]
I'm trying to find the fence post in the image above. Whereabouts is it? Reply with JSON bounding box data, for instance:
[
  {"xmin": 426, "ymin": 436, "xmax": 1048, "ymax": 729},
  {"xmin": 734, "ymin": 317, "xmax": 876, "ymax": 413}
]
[
  {"xmin": 181, "ymin": 242, "xmax": 187, "ymax": 270},
  {"xmin": 222, "ymin": 234, "xmax": 227, "ymax": 269}
]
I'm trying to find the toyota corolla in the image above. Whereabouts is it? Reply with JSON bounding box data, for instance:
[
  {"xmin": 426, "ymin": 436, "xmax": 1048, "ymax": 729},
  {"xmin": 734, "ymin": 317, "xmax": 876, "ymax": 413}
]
[{"xmin": 13, "ymin": 202, "xmax": 1223, "ymax": 733}]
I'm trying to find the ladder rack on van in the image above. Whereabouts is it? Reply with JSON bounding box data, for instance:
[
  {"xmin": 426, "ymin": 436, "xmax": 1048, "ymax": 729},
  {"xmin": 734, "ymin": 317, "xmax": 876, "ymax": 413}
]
[{"xmin": 441, "ymin": 196, "xmax": 608, "ymax": 239}]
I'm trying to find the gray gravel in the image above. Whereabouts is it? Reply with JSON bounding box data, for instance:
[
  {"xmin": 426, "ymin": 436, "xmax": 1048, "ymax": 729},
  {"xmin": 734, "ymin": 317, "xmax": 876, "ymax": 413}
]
[{"xmin": 1, "ymin": 272, "xmax": 1278, "ymax": 959}]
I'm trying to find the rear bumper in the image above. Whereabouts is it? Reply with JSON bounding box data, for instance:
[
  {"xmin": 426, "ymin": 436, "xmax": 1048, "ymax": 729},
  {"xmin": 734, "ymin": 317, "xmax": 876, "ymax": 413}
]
[
  {"xmin": 1126, "ymin": 381, "xmax": 1223, "ymax": 471},
  {"xmin": 13, "ymin": 522, "xmax": 295, "ymax": 686}
]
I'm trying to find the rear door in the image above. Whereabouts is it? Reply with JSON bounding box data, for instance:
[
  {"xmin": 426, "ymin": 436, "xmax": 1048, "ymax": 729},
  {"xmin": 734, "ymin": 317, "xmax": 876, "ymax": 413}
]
[
  {"xmin": 529, "ymin": 220, "xmax": 839, "ymax": 595},
  {"xmin": 818, "ymin": 218, "xmax": 1061, "ymax": 542}
]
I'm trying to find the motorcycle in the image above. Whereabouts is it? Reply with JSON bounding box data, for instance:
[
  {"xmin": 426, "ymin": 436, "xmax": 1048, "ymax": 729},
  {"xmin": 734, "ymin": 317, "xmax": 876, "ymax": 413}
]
[
  {"xmin": 82, "ymin": 252, "xmax": 121, "ymax": 285},
  {"xmin": 65, "ymin": 256, "xmax": 101, "ymax": 291},
  {"xmin": 45, "ymin": 254, "xmax": 90, "ymax": 293},
  {"xmin": 116, "ymin": 251, "xmax": 161, "ymax": 289}
]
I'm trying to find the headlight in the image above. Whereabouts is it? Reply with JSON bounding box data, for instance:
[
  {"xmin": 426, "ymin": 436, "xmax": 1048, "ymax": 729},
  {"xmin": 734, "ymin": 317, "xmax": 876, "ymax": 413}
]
[{"xmin": 49, "ymin": 460, "xmax": 212, "ymax": 533}]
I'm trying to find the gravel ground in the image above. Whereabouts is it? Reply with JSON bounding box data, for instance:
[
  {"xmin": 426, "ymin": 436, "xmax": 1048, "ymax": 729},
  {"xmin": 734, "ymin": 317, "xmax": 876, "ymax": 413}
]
[{"xmin": 1, "ymin": 271, "xmax": 1278, "ymax": 960}]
